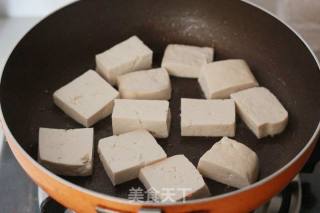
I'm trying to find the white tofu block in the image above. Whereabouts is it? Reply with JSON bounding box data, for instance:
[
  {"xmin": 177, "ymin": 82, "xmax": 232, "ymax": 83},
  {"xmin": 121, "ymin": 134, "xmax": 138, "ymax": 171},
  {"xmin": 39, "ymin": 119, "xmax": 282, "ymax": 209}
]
[
  {"xmin": 117, "ymin": 68, "xmax": 171, "ymax": 100},
  {"xmin": 231, "ymin": 87, "xmax": 288, "ymax": 138},
  {"xmin": 161, "ymin": 44, "xmax": 214, "ymax": 78},
  {"xmin": 53, "ymin": 70, "xmax": 119, "ymax": 127},
  {"xmin": 95, "ymin": 36, "xmax": 153, "ymax": 85},
  {"xmin": 38, "ymin": 128, "xmax": 94, "ymax": 176},
  {"xmin": 181, "ymin": 98, "xmax": 235, "ymax": 137},
  {"xmin": 98, "ymin": 130, "xmax": 167, "ymax": 185},
  {"xmin": 112, "ymin": 99, "xmax": 171, "ymax": 138},
  {"xmin": 139, "ymin": 155, "xmax": 210, "ymax": 202},
  {"xmin": 198, "ymin": 59, "xmax": 259, "ymax": 99},
  {"xmin": 197, "ymin": 137, "xmax": 259, "ymax": 188}
]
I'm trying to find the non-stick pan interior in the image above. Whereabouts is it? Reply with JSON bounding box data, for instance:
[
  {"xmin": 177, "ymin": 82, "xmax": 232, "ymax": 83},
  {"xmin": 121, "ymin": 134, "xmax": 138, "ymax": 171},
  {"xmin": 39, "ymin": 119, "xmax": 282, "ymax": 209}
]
[{"xmin": 1, "ymin": 0, "xmax": 320, "ymax": 200}]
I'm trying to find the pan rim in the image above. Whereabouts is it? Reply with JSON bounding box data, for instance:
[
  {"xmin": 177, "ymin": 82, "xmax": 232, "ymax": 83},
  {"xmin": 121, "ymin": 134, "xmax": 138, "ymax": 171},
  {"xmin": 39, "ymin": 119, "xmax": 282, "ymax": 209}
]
[{"xmin": 0, "ymin": 0, "xmax": 319, "ymax": 208}]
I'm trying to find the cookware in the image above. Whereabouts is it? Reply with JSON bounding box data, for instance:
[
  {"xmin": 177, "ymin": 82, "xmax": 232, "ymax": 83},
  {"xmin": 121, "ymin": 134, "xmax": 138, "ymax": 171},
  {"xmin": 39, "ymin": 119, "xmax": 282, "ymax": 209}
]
[{"xmin": 1, "ymin": 0, "xmax": 319, "ymax": 212}]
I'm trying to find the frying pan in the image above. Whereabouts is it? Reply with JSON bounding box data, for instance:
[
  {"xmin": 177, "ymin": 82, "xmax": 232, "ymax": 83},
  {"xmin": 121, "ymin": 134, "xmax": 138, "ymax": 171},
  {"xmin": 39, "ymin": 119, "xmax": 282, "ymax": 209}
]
[{"xmin": 0, "ymin": 0, "xmax": 320, "ymax": 212}]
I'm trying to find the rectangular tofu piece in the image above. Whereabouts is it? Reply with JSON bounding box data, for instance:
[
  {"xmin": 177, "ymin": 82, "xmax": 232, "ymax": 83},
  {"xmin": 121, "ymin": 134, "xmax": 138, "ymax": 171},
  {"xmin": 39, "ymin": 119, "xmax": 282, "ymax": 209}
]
[
  {"xmin": 112, "ymin": 99, "xmax": 171, "ymax": 138},
  {"xmin": 198, "ymin": 59, "xmax": 259, "ymax": 99},
  {"xmin": 139, "ymin": 155, "xmax": 210, "ymax": 202},
  {"xmin": 98, "ymin": 130, "xmax": 166, "ymax": 185},
  {"xmin": 53, "ymin": 70, "xmax": 119, "ymax": 127},
  {"xmin": 38, "ymin": 128, "xmax": 94, "ymax": 176},
  {"xmin": 231, "ymin": 87, "xmax": 288, "ymax": 138},
  {"xmin": 161, "ymin": 44, "xmax": 214, "ymax": 78},
  {"xmin": 117, "ymin": 68, "xmax": 171, "ymax": 100},
  {"xmin": 197, "ymin": 137, "xmax": 259, "ymax": 188},
  {"xmin": 181, "ymin": 98, "xmax": 235, "ymax": 137},
  {"xmin": 95, "ymin": 36, "xmax": 153, "ymax": 85}
]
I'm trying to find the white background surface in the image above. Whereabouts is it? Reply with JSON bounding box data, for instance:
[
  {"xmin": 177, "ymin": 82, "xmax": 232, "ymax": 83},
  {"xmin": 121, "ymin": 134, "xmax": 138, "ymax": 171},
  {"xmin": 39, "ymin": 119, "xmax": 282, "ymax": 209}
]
[{"xmin": 0, "ymin": 0, "xmax": 76, "ymax": 17}]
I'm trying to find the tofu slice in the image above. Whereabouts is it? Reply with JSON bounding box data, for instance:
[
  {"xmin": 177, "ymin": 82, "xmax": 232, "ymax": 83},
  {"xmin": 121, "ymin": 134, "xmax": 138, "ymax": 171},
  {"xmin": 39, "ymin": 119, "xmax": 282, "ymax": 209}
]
[
  {"xmin": 181, "ymin": 98, "xmax": 235, "ymax": 137},
  {"xmin": 38, "ymin": 128, "xmax": 94, "ymax": 176},
  {"xmin": 231, "ymin": 87, "xmax": 288, "ymax": 138},
  {"xmin": 139, "ymin": 155, "xmax": 210, "ymax": 202},
  {"xmin": 198, "ymin": 59, "xmax": 259, "ymax": 99},
  {"xmin": 95, "ymin": 36, "xmax": 153, "ymax": 85},
  {"xmin": 117, "ymin": 68, "xmax": 171, "ymax": 100},
  {"xmin": 112, "ymin": 99, "xmax": 171, "ymax": 138},
  {"xmin": 98, "ymin": 130, "xmax": 167, "ymax": 185},
  {"xmin": 53, "ymin": 70, "xmax": 119, "ymax": 127},
  {"xmin": 161, "ymin": 44, "xmax": 214, "ymax": 78},
  {"xmin": 198, "ymin": 137, "xmax": 259, "ymax": 188}
]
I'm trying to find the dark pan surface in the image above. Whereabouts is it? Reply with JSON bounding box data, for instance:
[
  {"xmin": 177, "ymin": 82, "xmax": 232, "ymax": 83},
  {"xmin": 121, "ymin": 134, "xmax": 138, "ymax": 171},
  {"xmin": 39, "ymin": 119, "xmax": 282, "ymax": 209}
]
[{"xmin": 1, "ymin": 0, "xmax": 320, "ymax": 200}]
